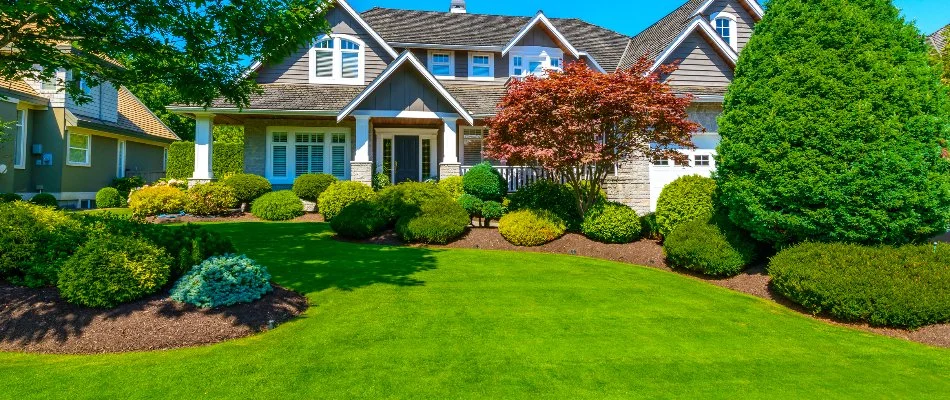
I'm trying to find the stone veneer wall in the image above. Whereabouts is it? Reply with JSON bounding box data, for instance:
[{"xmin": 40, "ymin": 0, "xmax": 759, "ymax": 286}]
[{"xmin": 603, "ymin": 157, "xmax": 651, "ymax": 215}]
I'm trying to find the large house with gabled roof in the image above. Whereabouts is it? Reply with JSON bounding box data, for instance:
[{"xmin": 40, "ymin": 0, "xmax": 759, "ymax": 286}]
[{"xmin": 170, "ymin": 0, "xmax": 763, "ymax": 212}]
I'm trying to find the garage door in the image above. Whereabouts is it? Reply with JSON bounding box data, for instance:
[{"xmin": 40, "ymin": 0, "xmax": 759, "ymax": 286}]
[{"xmin": 648, "ymin": 150, "xmax": 716, "ymax": 211}]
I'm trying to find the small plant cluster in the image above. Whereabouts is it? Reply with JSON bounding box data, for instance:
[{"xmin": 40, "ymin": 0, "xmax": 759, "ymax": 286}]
[
  {"xmin": 458, "ymin": 163, "xmax": 507, "ymax": 227},
  {"xmin": 122, "ymin": 174, "xmax": 281, "ymax": 218},
  {"xmin": 498, "ymin": 209, "xmax": 567, "ymax": 246},
  {"xmin": 170, "ymin": 254, "xmax": 272, "ymax": 308}
]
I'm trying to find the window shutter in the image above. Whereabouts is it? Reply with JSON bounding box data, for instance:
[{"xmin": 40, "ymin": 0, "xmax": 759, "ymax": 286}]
[
  {"xmin": 331, "ymin": 146, "xmax": 346, "ymax": 178},
  {"xmin": 272, "ymin": 146, "xmax": 287, "ymax": 177},
  {"xmin": 315, "ymin": 50, "xmax": 333, "ymax": 78}
]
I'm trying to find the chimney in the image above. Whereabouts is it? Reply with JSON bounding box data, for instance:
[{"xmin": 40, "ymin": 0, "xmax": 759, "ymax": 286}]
[{"xmin": 450, "ymin": 0, "xmax": 466, "ymax": 13}]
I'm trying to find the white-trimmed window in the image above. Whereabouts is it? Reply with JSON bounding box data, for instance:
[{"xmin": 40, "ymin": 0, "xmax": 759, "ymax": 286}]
[
  {"xmin": 116, "ymin": 140, "xmax": 126, "ymax": 178},
  {"xmin": 267, "ymin": 129, "xmax": 350, "ymax": 183},
  {"xmin": 67, "ymin": 131, "xmax": 91, "ymax": 167},
  {"xmin": 13, "ymin": 109, "xmax": 26, "ymax": 169},
  {"xmin": 78, "ymin": 75, "xmax": 92, "ymax": 95},
  {"xmin": 711, "ymin": 12, "xmax": 738, "ymax": 51},
  {"xmin": 694, "ymin": 154, "xmax": 711, "ymax": 167},
  {"xmin": 509, "ymin": 47, "xmax": 564, "ymax": 77},
  {"xmin": 309, "ymin": 34, "xmax": 365, "ymax": 85},
  {"xmin": 468, "ymin": 53, "xmax": 494, "ymax": 79},
  {"xmin": 429, "ymin": 51, "xmax": 454, "ymax": 77},
  {"xmin": 462, "ymin": 126, "xmax": 499, "ymax": 166}
]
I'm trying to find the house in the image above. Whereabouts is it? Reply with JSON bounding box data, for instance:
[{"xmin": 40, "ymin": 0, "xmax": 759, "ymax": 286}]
[
  {"xmin": 0, "ymin": 48, "xmax": 179, "ymax": 207},
  {"xmin": 931, "ymin": 24, "xmax": 948, "ymax": 54},
  {"xmin": 169, "ymin": 0, "xmax": 762, "ymax": 213}
]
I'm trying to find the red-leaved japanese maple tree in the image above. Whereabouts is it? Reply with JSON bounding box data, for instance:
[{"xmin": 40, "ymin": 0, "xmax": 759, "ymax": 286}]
[{"xmin": 485, "ymin": 58, "xmax": 700, "ymax": 217}]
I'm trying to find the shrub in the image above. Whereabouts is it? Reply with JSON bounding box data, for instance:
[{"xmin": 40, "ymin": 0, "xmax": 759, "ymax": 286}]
[
  {"xmin": 221, "ymin": 173, "xmax": 271, "ymax": 207},
  {"xmin": 143, "ymin": 223, "xmax": 236, "ymax": 278},
  {"xmin": 457, "ymin": 194, "xmax": 483, "ymax": 218},
  {"xmin": 640, "ymin": 212, "xmax": 661, "ymax": 240},
  {"xmin": 715, "ymin": 0, "xmax": 950, "ymax": 246},
  {"xmin": 395, "ymin": 198, "xmax": 470, "ymax": 244},
  {"xmin": 371, "ymin": 182, "xmax": 448, "ymax": 222},
  {"xmin": 462, "ymin": 162, "xmax": 507, "ymax": 202},
  {"xmin": 481, "ymin": 201, "xmax": 505, "ymax": 221},
  {"xmin": 769, "ymin": 242, "xmax": 950, "ymax": 328},
  {"xmin": 29, "ymin": 193, "xmax": 58, "ymax": 207},
  {"xmin": 169, "ymin": 254, "xmax": 272, "ymax": 308},
  {"xmin": 663, "ymin": 214, "xmax": 758, "ymax": 277},
  {"xmin": 582, "ymin": 202, "xmax": 641, "ymax": 244},
  {"xmin": 128, "ymin": 185, "xmax": 187, "ymax": 217},
  {"xmin": 372, "ymin": 172, "xmax": 392, "ymax": 191},
  {"xmin": 498, "ymin": 209, "xmax": 567, "ymax": 247},
  {"xmin": 438, "ymin": 176, "xmax": 464, "ymax": 199},
  {"xmin": 508, "ymin": 180, "xmax": 582, "ymax": 230},
  {"xmin": 0, "ymin": 193, "xmax": 21, "ymax": 203},
  {"xmin": 166, "ymin": 141, "xmax": 244, "ymax": 179},
  {"xmin": 110, "ymin": 176, "xmax": 145, "ymax": 199},
  {"xmin": 292, "ymin": 173, "xmax": 337, "ymax": 202},
  {"xmin": 251, "ymin": 191, "xmax": 304, "ymax": 221},
  {"xmin": 155, "ymin": 178, "xmax": 189, "ymax": 191},
  {"xmin": 330, "ymin": 200, "xmax": 388, "ymax": 239},
  {"xmin": 185, "ymin": 182, "xmax": 237, "ymax": 216},
  {"xmin": 95, "ymin": 187, "xmax": 124, "ymax": 208},
  {"xmin": 655, "ymin": 175, "xmax": 716, "ymax": 237},
  {"xmin": 57, "ymin": 236, "xmax": 170, "ymax": 308},
  {"xmin": 0, "ymin": 202, "xmax": 83, "ymax": 287}
]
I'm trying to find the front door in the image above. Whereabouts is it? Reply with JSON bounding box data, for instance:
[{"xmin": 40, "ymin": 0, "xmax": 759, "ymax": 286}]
[{"xmin": 394, "ymin": 135, "xmax": 420, "ymax": 183}]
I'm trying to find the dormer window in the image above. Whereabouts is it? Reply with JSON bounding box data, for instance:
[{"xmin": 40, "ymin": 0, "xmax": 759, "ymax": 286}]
[
  {"xmin": 710, "ymin": 12, "xmax": 738, "ymax": 51},
  {"xmin": 429, "ymin": 51, "xmax": 454, "ymax": 77},
  {"xmin": 469, "ymin": 53, "xmax": 494, "ymax": 79},
  {"xmin": 310, "ymin": 34, "xmax": 365, "ymax": 85},
  {"xmin": 509, "ymin": 47, "xmax": 564, "ymax": 77}
]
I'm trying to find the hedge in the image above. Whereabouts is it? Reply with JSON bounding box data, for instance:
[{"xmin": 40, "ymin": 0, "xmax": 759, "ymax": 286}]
[{"xmin": 166, "ymin": 141, "xmax": 244, "ymax": 179}]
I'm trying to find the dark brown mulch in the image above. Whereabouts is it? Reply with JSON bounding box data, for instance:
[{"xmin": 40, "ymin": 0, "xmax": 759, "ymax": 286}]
[
  {"xmin": 148, "ymin": 212, "xmax": 325, "ymax": 224},
  {"xmin": 0, "ymin": 284, "xmax": 308, "ymax": 354}
]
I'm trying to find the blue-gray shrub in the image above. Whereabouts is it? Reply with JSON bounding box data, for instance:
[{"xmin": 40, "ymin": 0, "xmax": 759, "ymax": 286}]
[{"xmin": 170, "ymin": 254, "xmax": 272, "ymax": 308}]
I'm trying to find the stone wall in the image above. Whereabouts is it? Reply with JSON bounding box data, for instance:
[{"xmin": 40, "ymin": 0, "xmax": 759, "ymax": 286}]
[{"xmin": 603, "ymin": 157, "xmax": 651, "ymax": 215}]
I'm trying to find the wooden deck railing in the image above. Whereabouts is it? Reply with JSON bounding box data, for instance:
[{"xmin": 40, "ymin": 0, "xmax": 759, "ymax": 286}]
[{"xmin": 460, "ymin": 165, "xmax": 559, "ymax": 192}]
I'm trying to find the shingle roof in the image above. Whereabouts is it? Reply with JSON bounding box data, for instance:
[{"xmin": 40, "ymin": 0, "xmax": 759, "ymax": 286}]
[
  {"xmin": 360, "ymin": 7, "xmax": 632, "ymax": 71},
  {"xmin": 618, "ymin": 0, "xmax": 708, "ymax": 70},
  {"xmin": 208, "ymin": 84, "xmax": 366, "ymax": 111},
  {"xmin": 931, "ymin": 24, "xmax": 949, "ymax": 53},
  {"xmin": 0, "ymin": 78, "xmax": 48, "ymax": 104},
  {"xmin": 444, "ymin": 83, "xmax": 508, "ymax": 116},
  {"xmin": 76, "ymin": 87, "xmax": 180, "ymax": 142}
]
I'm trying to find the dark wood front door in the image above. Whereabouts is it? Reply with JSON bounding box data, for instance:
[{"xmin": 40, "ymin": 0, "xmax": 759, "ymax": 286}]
[{"xmin": 394, "ymin": 135, "xmax": 419, "ymax": 182}]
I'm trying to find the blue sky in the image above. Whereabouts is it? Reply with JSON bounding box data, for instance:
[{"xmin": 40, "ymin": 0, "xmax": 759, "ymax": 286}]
[{"xmin": 348, "ymin": 0, "xmax": 950, "ymax": 37}]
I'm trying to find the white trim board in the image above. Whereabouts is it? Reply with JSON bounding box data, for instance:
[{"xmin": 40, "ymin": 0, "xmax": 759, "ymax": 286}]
[
  {"xmin": 374, "ymin": 128, "xmax": 440, "ymax": 182},
  {"xmin": 503, "ymin": 12, "xmax": 581, "ymax": 59},
  {"xmin": 692, "ymin": 0, "xmax": 764, "ymax": 20},
  {"xmin": 649, "ymin": 16, "xmax": 739, "ymax": 73}
]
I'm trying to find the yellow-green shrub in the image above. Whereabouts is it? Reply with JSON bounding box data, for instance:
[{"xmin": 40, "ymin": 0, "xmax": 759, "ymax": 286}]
[
  {"xmin": 129, "ymin": 186, "xmax": 188, "ymax": 217},
  {"xmin": 498, "ymin": 209, "xmax": 566, "ymax": 246}
]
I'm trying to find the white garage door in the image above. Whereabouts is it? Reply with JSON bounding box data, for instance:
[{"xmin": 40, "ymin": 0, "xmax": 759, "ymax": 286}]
[{"xmin": 648, "ymin": 133, "xmax": 721, "ymax": 212}]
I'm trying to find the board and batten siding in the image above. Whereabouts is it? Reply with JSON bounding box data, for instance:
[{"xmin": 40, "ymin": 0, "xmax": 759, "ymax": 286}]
[
  {"xmin": 255, "ymin": 7, "xmax": 393, "ymax": 85},
  {"xmin": 65, "ymin": 81, "xmax": 119, "ymax": 123},
  {"xmin": 355, "ymin": 65, "xmax": 455, "ymax": 113},
  {"xmin": 704, "ymin": 0, "xmax": 756, "ymax": 51},
  {"xmin": 662, "ymin": 32, "xmax": 734, "ymax": 88},
  {"xmin": 513, "ymin": 25, "xmax": 560, "ymax": 48}
]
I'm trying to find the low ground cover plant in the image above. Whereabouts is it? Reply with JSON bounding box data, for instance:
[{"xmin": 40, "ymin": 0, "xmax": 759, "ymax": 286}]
[
  {"xmin": 222, "ymin": 173, "xmax": 272, "ymax": 210},
  {"xmin": 129, "ymin": 185, "xmax": 188, "ymax": 217},
  {"xmin": 318, "ymin": 181, "xmax": 375, "ymax": 220},
  {"xmin": 395, "ymin": 197, "xmax": 470, "ymax": 244},
  {"xmin": 57, "ymin": 236, "xmax": 171, "ymax": 308},
  {"xmin": 293, "ymin": 173, "xmax": 337, "ymax": 203},
  {"xmin": 170, "ymin": 254, "xmax": 272, "ymax": 308},
  {"xmin": 330, "ymin": 200, "xmax": 388, "ymax": 239},
  {"xmin": 186, "ymin": 182, "xmax": 237, "ymax": 216},
  {"xmin": 29, "ymin": 193, "xmax": 58, "ymax": 207},
  {"xmin": 95, "ymin": 187, "xmax": 124, "ymax": 208},
  {"xmin": 251, "ymin": 191, "xmax": 304, "ymax": 221},
  {"xmin": 581, "ymin": 202, "xmax": 641, "ymax": 244},
  {"xmin": 498, "ymin": 209, "xmax": 566, "ymax": 246},
  {"xmin": 769, "ymin": 242, "xmax": 950, "ymax": 328},
  {"xmin": 655, "ymin": 175, "xmax": 716, "ymax": 237},
  {"xmin": 663, "ymin": 214, "xmax": 758, "ymax": 277},
  {"xmin": 143, "ymin": 223, "xmax": 237, "ymax": 278}
]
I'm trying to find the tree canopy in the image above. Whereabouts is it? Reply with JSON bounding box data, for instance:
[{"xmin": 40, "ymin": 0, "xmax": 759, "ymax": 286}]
[
  {"xmin": 1, "ymin": 0, "xmax": 331, "ymax": 106},
  {"xmin": 486, "ymin": 59, "xmax": 698, "ymax": 216},
  {"xmin": 715, "ymin": 0, "xmax": 950, "ymax": 246}
]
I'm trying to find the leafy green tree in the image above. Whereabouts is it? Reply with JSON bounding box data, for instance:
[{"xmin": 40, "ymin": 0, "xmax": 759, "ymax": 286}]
[
  {"xmin": 716, "ymin": 0, "xmax": 950, "ymax": 246},
  {"xmin": 1, "ymin": 0, "xmax": 331, "ymax": 106}
]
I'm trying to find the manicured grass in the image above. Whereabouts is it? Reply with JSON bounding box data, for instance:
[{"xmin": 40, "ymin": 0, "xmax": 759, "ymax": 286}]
[{"xmin": 1, "ymin": 222, "xmax": 948, "ymax": 398}]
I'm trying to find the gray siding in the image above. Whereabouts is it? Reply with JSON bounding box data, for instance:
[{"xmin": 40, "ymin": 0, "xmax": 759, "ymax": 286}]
[
  {"xmin": 356, "ymin": 65, "xmax": 455, "ymax": 113},
  {"xmin": 66, "ymin": 81, "xmax": 119, "ymax": 123},
  {"xmin": 663, "ymin": 32, "xmax": 733, "ymax": 87},
  {"xmin": 513, "ymin": 25, "xmax": 559, "ymax": 48},
  {"xmin": 408, "ymin": 48, "xmax": 510, "ymax": 84},
  {"xmin": 704, "ymin": 0, "xmax": 756, "ymax": 51}
]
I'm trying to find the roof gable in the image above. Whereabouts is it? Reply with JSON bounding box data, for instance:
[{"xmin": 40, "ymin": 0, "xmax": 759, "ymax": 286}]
[
  {"xmin": 692, "ymin": 0, "xmax": 763, "ymax": 20},
  {"xmin": 503, "ymin": 12, "xmax": 581, "ymax": 59},
  {"xmin": 931, "ymin": 24, "xmax": 949, "ymax": 53},
  {"xmin": 650, "ymin": 16, "xmax": 738, "ymax": 72}
]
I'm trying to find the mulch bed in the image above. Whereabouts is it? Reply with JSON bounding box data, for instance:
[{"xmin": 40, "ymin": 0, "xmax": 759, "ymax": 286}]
[
  {"xmin": 148, "ymin": 212, "xmax": 325, "ymax": 224},
  {"xmin": 0, "ymin": 284, "xmax": 308, "ymax": 354}
]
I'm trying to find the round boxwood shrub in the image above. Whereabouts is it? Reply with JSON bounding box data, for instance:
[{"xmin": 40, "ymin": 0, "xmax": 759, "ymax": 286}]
[
  {"xmin": 462, "ymin": 162, "xmax": 507, "ymax": 202},
  {"xmin": 663, "ymin": 215, "xmax": 758, "ymax": 277},
  {"xmin": 169, "ymin": 254, "xmax": 273, "ymax": 308},
  {"xmin": 319, "ymin": 181, "xmax": 376, "ymax": 220},
  {"xmin": 57, "ymin": 236, "xmax": 171, "ymax": 308},
  {"xmin": 251, "ymin": 190, "xmax": 304, "ymax": 221},
  {"xmin": 29, "ymin": 193, "xmax": 58, "ymax": 207},
  {"xmin": 0, "ymin": 193, "xmax": 22, "ymax": 203},
  {"xmin": 498, "ymin": 209, "xmax": 567, "ymax": 247},
  {"xmin": 372, "ymin": 182, "xmax": 448, "ymax": 222},
  {"xmin": 508, "ymin": 179, "xmax": 582, "ymax": 230},
  {"xmin": 330, "ymin": 200, "xmax": 388, "ymax": 239},
  {"xmin": 222, "ymin": 173, "xmax": 271, "ymax": 208},
  {"xmin": 438, "ymin": 176, "xmax": 464, "ymax": 199},
  {"xmin": 128, "ymin": 185, "xmax": 188, "ymax": 217},
  {"xmin": 395, "ymin": 197, "xmax": 470, "ymax": 244},
  {"xmin": 0, "ymin": 202, "xmax": 84, "ymax": 287},
  {"xmin": 581, "ymin": 202, "xmax": 642, "ymax": 244},
  {"xmin": 769, "ymin": 242, "xmax": 950, "ymax": 328},
  {"xmin": 655, "ymin": 175, "xmax": 716, "ymax": 237},
  {"xmin": 185, "ymin": 182, "xmax": 237, "ymax": 216},
  {"xmin": 293, "ymin": 173, "xmax": 337, "ymax": 202},
  {"xmin": 95, "ymin": 187, "xmax": 123, "ymax": 208}
]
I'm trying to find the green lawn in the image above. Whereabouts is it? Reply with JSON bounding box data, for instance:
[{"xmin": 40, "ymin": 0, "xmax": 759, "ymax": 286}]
[{"xmin": 2, "ymin": 222, "xmax": 949, "ymax": 399}]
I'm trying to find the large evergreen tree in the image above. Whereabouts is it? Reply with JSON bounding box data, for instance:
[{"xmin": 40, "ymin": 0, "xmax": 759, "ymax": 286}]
[{"xmin": 716, "ymin": 0, "xmax": 950, "ymax": 246}]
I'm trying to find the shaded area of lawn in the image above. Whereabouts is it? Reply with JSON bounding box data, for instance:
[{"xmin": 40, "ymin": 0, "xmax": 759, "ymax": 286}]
[{"xmin": 0, "ymin": 221, "xmax": 948, "ymax": 399}]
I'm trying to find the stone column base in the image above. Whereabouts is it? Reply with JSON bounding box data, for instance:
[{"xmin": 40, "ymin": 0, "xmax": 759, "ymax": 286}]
[
  {"xmin": 439, "ymin": 163, "xmax": 461, "ymax": 180},
  {"xmin": 187, "ymin": 178, "xmax": 215, "ymax": 188},
  {"xmin": 350, "ymin": 161, "xmax": 373, "ymax": 186}
]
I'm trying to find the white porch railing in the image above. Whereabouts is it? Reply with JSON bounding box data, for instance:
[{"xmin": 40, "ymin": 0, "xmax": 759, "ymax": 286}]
[{"xmin": 460, "ymin": 165, "xmax": 559, "ymax": 192}]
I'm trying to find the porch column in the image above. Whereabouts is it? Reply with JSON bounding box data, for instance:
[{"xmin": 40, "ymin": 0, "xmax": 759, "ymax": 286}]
[
  {"xmin": 350, "ymin": 115, "xmax": 373, "ymax": 186},
  {"xmin": 189, "ymin": 113, "xmax": 214, "ymax": 187},
  {"xmin": 439, "ymin": 116, "xmax": 461, "ymax": 179}
]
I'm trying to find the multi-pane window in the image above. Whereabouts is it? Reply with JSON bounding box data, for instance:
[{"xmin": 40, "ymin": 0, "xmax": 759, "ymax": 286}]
[
  {"xmin": 715, "ymin": 18, "xmax": 732, "ymax": 45},
  {"xmin": 13, "ymin": 109, "xmax": 26, "ymax": 169},
  {"xmin": 311, "ymin": 35, "xmax": 363, "ymax": 84},
  {"xmin": 382, "ymin": 138, "xmax": 393, "ymax": 177},
  {"xmin": 463, "ymin": 127, "xmax": 496, "ymax": 166},
  {"xmin": 551, "ymin": 58, "xmax": 562, "ymax": 69},
  {"xmin": 510, "ymin": 49, "xmax": 564, "ymax": 77},
  {"xmin": 116, "ymin": 140, "xmax": 126, "ymax": 178},
  {"xmin": 295, "ymin": 133, "xmax": 325, "ymax": 176},
  {"xmin": 512, "ymin": 56, "xmax": 524, "ymax": 76},
  {"xmin": 330, "ymin": 133, "xmax": 347, "ymax": 178},
  {"xmin": 694, "ymin": 154, "xmax": 711, "ymax": 167},
  {"xmin": 652, "ymin": 158, "xmax": 669, "ymax": 166},
  {"xmin": 67, "ymin": 132, "xmax": 91, "ymax": 166},
  {"xmin": 430, "ymin": 52, "xmax": 453, "ymax": 76},
  {"xmin": 340, "ymin": 39, "xmax": 360, "ymax": 79},
  {"xmin": 469, "ymin": 53, "xmax": 492, "ymax": 78},
  {"xmin": 313, "ymin": 38, "xmax": 334, "ymax": 78},
  {"xmin": 270, "ymin": 131, "xmax": 349, "ymax": 181},
  {"xmin": 421, "ymin": 139, "xmax": 432, "ymax": 180},
  {"xmin": 271, "ymin": 132, "xmax": 289, "ymax": 177}
]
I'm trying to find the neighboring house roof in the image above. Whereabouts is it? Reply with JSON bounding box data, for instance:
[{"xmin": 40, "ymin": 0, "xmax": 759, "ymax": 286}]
[
  {"xmin": 0, "ymin": 78, "xmax": 48, "ymax": 104},
  {"xmin": 931, "ymin": 24, "xmax": 949, "ymax": 53},
  {"xmin": 75, "ymin": 87, "xmax": 180, "ymax": 142}
]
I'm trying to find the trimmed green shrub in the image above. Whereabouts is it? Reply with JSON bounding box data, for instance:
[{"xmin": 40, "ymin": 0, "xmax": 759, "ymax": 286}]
[
  {"xmin": 185, "ymin": 182, "xmax": 237, "ymax": 216},
  {"xmin": 498, "ymin": 209, "xmax": 567, "ymax": 247},
  {"xmin": 110, "ymin": 176, "xmax": 145, "ymax": 199},
  {"xmin": 221, "ymin": 173, "xmax": 271, "ymax": 207},
  {"xmin": 769, "ymin": 242, "xmax": 950, "ymax": 328},
  {"xmin": 0, "ymin": 202, "xmax": 83, "ymax": 287},
  {"xmin": 582, "ymin": 202, "xmax": 641, "ymax": 244},
  {"xmin": 395, "ymin": 197, "xmax": 470, "ymax": 244},
  {"xmin": 170, "ymin": 254, "xmax": 273, "ymax": 308},
  {"xmin": 372, "ymin": 172, "xmax": 392, "ymax": 191},
  {"xmin": 251, "ymin": 190, "xmax": 304, "ymax": 221},
  {"xmin": 640, "ymin": 212, "xmax": 661, "ymax": 240},
  {"xmin": 0, "ymin": 193, "xmax": 21, "ymax": 203},
  {"xmin": 438, "ymin": 176, "xmax": 464, "ymax": 199},
  {"xmin": 655, "ymin": 175, "xmax": 716, "ymax": 237},
  {"xmin": 373, "ymin": 182, "xmax": 448, "ymax": 222},
  {"xmin": 462, "ymin": 162, "xmax": 507, "ymax": 202},
  {"xmin": 330, "ymin": 200, "xmax": 388, "ymax": 239},
  {"xmin": 166, "ymin": 141, "xmax": 244, "ymax": 179},
  {"xmin": 457, "ymin": 194, "xmax": 483, "ymax": 218},
  {"xmin": 481, "ymin": 201, "xmax": 505, "ymax": 221},
  {"xmin": 663, "ymin": 215, "xmax": 758, "ymax": 277},
  {"xmin": 318, "ymin": 181, "xmax": 376, "ymax": 220},
  {"xmin": 95, "ymin": 187, "xmax": 124, "ymax": 208},
  {"xmin": 508, "ymin": 179, "xmax": 582, "ymax": 230},
  {"xmin": 143, "ymin": 223, "xmax": 236, "ymax": 278},
  {"xmin": 292, "ymin": 173, "xmax": 337, "ymax": 202},
  {"xmin": 715, "ymin": 0, "xmax": 950, "ymax": 246},
  {"xmin": 29, "ymin": 193, "xmax": 58, "ymax": 207},
  {"xmin": 57, "ymin": 236, "xmax": 170, "ymax": 308},
  {"xmin": 128, "ymin": 185, "xmax": 188, "ymax": 217}
]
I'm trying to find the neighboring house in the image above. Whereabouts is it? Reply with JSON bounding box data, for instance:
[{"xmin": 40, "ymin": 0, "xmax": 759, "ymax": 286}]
[
  {"xmin": 0, "ymin": 51, "xmax": 179, "ymax": 207},
  {"xmin": 930, "ymin": 24, "xmax": 948, "ymax": 54},
  {"xmin": 170, "ymin": 0, "xmax": 762, "ymax": 213}
]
